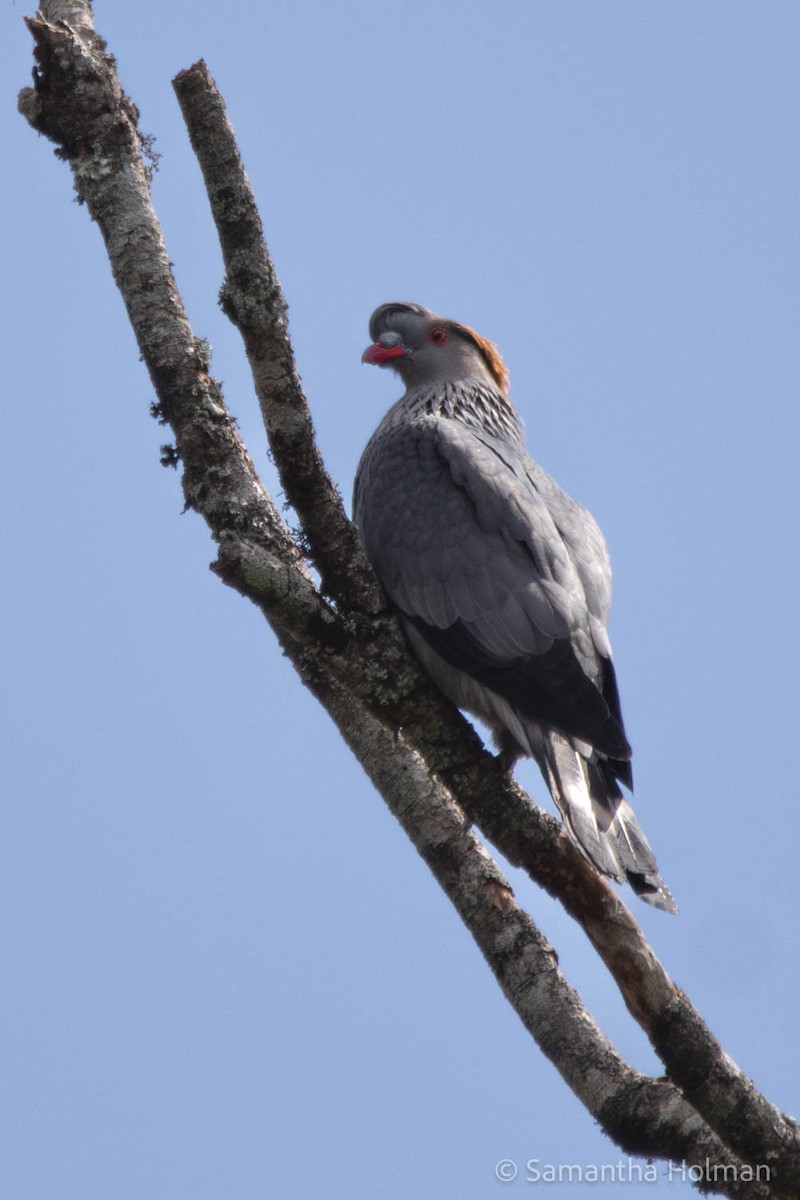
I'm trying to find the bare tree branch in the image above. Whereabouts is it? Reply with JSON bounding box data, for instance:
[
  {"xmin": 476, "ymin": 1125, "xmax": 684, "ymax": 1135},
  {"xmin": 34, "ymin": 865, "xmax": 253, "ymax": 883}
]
[
  {"xmin": 166, "ymin": 60, "xmax": 684, "ymax": 1036},
  {"xmin": 164, "ymin": 55, "xmax": 800, "ymax": 1198},
  {"xmin": 18, "ymin": 4, "xmax": 800, "ymax": 1195},
  {"xmin": 172, "ymin": 59, "xmax": 381, "ymax": 613}
]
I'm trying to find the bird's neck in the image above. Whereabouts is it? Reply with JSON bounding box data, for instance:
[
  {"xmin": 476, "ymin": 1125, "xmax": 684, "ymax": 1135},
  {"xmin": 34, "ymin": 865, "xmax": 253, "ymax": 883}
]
[{"xmin": 388, "ymin": 380, "xmax": 524, "ymax": 443}]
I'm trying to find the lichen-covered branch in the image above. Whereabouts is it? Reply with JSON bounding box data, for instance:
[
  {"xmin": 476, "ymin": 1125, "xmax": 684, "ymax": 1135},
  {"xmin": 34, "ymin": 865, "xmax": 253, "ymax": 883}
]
[
  {"xmin": 18, "ymin": 5, "xmax": 800, "ymax": 1195},
  {"xmin": 172, "ymin": 59, "xmax": 381, "ymax": 613},
  {"xmin": 162, "ymin": 56, "xmax": 800, "ymax": 1198},
  {"xmin": 19, "ymin": 2, "xmax": 301, "ymax": 584},
  {"xmin": 282, "ymin": 661, "xmax": 775, "ymax": 1200}
]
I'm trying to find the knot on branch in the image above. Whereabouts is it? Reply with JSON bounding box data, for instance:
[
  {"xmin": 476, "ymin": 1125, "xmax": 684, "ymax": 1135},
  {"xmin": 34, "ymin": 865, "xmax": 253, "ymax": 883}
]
[{"xmin": 218, "ymin": 264, "xmax": 288, "ymax": 337}]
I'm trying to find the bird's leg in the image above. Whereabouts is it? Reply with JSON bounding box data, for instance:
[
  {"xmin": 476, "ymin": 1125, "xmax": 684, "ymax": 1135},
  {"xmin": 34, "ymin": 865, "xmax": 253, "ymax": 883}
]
[{"xmin": 495, "ymin": 729, "xmax": 522, "ymax": 775}]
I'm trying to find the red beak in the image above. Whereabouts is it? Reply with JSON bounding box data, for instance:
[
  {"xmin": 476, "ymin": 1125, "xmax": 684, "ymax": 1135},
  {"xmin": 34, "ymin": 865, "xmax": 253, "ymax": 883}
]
[{"xmin": 361, "ymin": 342, "xmax": 407, "ymax": 366}]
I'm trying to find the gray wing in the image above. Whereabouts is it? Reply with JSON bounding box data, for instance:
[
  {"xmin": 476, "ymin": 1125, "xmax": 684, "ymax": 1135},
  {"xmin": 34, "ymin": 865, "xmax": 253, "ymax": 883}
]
[{"xmin": 354, "ymin": 416, "xmax": 629, "ymax": 760}]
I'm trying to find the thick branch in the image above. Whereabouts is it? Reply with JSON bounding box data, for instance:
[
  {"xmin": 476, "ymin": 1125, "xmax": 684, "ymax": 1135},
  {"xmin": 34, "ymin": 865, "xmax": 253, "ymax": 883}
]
[
  {"xmin": 291, "ymin": 662, "xmax": 775, "ymax": 1200},
  {"xmin": 20, "ymin": 3, "xmax": 301, "ymax": 581},
  {"xmin": 214, "ymin": 538, "xmax": 800, "ymax": 1195},
  {"xmin": 19, "ymin": 6, "xmax": 800, "ymax": 1195}
]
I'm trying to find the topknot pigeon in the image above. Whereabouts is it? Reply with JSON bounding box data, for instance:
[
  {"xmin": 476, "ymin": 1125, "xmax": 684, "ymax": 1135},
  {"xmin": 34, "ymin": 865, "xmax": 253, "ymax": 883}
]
[{"xmin": 354, "ymin": 301, "xmax": 676, "ymax": 913}]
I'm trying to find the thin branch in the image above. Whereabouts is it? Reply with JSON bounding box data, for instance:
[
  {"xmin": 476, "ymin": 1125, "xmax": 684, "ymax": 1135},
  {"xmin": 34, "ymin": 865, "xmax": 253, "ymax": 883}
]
[
  {"xmin": 166, "ymin": 53, "xmax": 682, "ymax": 1028},
  {"xmin": 163, "ymin": 59, "xmax": 800, "ymax": 1194},
  {"xmin": 172, "ymin": 59, "xmax": 382, "ymax": 613}
]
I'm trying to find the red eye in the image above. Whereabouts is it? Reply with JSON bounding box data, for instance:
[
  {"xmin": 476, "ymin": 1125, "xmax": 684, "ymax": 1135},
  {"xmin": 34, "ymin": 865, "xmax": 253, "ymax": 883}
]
[{"xmin": 429, "ymin": 327, "xmax": 447, "ymax": 345}]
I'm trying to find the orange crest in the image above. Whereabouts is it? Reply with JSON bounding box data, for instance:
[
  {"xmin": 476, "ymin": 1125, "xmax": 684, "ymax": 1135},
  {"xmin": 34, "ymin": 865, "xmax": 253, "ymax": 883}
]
[{"xmin": 458, "ymin": 323, "xmax": 509, "ymax": 395}]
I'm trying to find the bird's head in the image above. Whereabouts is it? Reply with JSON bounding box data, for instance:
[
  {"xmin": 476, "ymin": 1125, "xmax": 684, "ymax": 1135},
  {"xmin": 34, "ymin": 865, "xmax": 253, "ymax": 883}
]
[{"xmin": 362, "ymin": 302, "xmax": 509, "ymax": 395}]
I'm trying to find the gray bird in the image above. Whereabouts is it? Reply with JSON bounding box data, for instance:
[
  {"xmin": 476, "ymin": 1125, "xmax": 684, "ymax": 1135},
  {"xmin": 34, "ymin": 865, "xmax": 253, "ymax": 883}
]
[{"xmin": 354, "ymin": 301, "xmax": 676, "ymax": 913}]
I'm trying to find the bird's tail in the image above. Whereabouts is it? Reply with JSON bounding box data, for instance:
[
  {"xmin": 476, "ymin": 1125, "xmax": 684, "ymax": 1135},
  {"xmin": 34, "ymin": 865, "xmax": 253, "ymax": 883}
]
[{"xmin": 535, "ymin": 732, "xmax": 677, "ymax": 914}]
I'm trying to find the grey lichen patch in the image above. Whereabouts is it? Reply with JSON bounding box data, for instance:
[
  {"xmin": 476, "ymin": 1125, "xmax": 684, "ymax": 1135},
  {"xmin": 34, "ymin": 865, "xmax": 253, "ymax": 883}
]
[{"xmin": 17, "ymin": 86, "xmax": 42, "ymax": 128}]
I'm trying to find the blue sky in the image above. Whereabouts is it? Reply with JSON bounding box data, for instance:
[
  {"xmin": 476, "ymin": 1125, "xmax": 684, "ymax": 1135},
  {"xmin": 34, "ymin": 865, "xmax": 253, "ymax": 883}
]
[{"xmin": 4, "ymin": 3, "xmax": 800, "ymax": 1197}]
